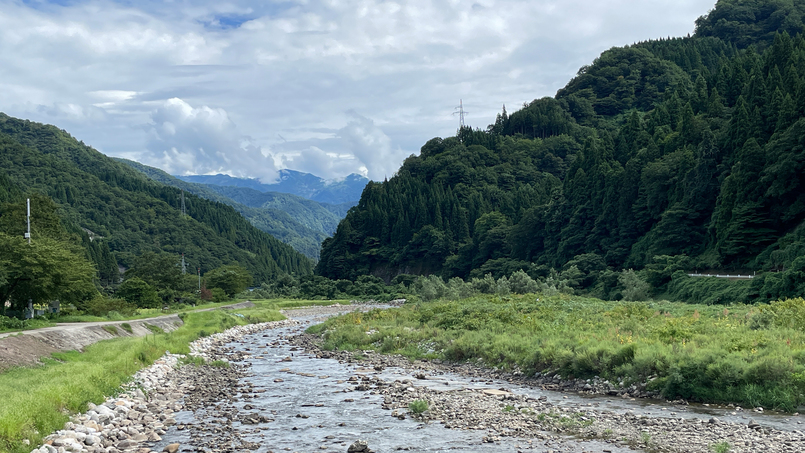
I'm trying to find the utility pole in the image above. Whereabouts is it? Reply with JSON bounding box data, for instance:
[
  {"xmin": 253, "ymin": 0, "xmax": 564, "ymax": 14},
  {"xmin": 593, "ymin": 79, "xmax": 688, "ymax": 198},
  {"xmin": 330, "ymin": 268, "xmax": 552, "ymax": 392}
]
[
  {"xmin": 181, "ymin": 253, "xmax": 187, "ymax": 275},
  {"xmin": 25, "ymin": 198, "xmax": 31, "ymax": 244},
  {"xmin": 197, "ymin": 268, "xmax": 201, "ymax": 291},
  {"xmin": 181, "ymin": 190, "xmax": 186, "ymax": 216}
]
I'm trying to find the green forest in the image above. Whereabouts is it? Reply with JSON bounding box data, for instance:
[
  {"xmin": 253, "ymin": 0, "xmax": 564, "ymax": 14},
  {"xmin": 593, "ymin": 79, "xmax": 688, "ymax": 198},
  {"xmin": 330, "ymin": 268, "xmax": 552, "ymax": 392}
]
[
  {"xmin": 0, "ymin": 114, "xmax": 312, "ymax": 315},
  {"xmin": 317, "ymin": 0, "xmax": 805, "ymax": 303}
]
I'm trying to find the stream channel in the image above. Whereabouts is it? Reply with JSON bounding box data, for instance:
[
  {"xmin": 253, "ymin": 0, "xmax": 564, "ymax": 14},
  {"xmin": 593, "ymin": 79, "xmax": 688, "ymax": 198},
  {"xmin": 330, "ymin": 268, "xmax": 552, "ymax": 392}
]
[{"xmin": 150, "ymin": 307, "xmax": 803, "ymax": 453}]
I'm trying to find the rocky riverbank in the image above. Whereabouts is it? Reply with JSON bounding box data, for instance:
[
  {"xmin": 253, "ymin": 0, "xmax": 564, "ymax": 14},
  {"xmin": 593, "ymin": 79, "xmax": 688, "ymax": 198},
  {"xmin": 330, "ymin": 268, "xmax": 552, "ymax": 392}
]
[
  {"xmin": 31, "ymin": 319, "xmax": 297, "ymax": 453},
  {"xmin": 291, "ymin": 332, "xmax": 805, "ymax": 453}
]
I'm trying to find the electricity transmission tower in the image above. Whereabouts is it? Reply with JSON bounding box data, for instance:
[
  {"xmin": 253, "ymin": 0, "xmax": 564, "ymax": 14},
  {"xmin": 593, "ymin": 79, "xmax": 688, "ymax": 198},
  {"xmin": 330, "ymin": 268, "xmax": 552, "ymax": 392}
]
[{"xmin": 453, "ymin": 100, "xmax": 468, "ymax": 128}]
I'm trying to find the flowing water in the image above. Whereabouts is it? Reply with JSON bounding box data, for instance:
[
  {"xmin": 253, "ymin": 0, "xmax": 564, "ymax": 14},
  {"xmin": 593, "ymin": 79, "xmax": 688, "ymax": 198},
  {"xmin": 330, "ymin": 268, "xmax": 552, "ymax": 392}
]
[{"xmin": 153, "ymin": 310, "xmax": 803, "ymax": 452}]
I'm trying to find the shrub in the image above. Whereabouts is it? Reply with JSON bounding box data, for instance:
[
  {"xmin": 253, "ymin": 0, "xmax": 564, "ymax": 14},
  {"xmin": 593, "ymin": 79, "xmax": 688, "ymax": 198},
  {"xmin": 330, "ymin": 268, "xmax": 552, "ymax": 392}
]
[
  {"xmin": 619, "ymin": 269, "xmax": 652, "ymax": 301},
  {"xmin": 470, "ymin": 273, "xmax": 497, "ymax": 294},
  {"xmin": 117, "ymin": 278, "xmax": 160, "ymax": 309},
  {"xmin": 408, "ymin": 399, "xmax": 429, "ymax": 414},
  {"xmin": 509, "ymin": 270, "xmax": 540, "ymax": 294},
  {"xmin": 210, "ymin": 288, "xmax": 228, "ymax": 303},
  {"xmin": 84, "ymin": 296, "xmax": 136, "ymax": 317}
]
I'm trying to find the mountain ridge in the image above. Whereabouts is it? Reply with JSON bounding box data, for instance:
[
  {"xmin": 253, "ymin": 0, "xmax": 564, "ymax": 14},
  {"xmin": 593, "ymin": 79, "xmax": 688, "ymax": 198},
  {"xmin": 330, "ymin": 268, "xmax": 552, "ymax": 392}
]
[
  {"xmin": 177, "ymin": 170, "xmax": 369, "ymax": 205},
  {"xmin": 119, "ymin": 159, "xmax": 349, "ymax": 259}
]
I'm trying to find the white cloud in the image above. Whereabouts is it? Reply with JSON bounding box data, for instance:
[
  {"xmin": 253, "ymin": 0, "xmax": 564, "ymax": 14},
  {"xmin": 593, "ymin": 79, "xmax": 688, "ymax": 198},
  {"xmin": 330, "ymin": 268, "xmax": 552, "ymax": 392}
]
[
  {"xmin": 0, "ymin": 0, "xmax": 716, "ymax": 180},
  {"xmin": 144, "ymin": 98, "xmax": 279, "ymax": 183},
  {"xmin": 338, "ymin": 112, "xmax": 406, "ymax": 181}
]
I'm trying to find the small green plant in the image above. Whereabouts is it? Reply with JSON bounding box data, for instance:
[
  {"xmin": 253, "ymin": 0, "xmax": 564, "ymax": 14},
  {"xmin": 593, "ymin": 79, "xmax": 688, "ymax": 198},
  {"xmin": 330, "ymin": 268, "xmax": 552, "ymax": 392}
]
[
  {"xmin": 602, "ymin": 428, "xmax": 613, "ymax": 438},
  {"xmin": 179, "ymin": 356, "xmax": 205, "ymax": 366},
  {"xmin": 120, "ymin": 323, "xmax": 133, "ymax": 334},
  {"xmin": 537, "ymin": 413, "xmax": 547, "ymax": 421},
  {"xmin": 503, "ymin": 404, "xmax": 515, "ymax": 412},
  {"xmin": 408, "ymin": 399, "xmax": 429, "ymax": 415},
  {"xmin": 710, "ymin": 441, "xmax": 731, "ymax": 453},
  {"xmin": 102, "ymin": 325, "xmax": 118, "ymax": 336},
  {"xmin": 209, "ymin": 360, "xmax": 230, "ymax": 368},
  {"xmin": 641, "ymin": 432, "xmax": 652, "ymax": 446},
  {"xmin": 143, "ymin": 324, "xmax": 165, "ymax": 334}
]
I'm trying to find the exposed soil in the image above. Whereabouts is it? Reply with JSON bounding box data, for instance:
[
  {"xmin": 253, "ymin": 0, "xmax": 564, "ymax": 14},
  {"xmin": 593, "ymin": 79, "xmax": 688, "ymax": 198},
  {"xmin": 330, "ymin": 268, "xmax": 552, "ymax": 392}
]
[{"xmin": 0, "ymin": 334, "xmax": 61, "ymax": 371}]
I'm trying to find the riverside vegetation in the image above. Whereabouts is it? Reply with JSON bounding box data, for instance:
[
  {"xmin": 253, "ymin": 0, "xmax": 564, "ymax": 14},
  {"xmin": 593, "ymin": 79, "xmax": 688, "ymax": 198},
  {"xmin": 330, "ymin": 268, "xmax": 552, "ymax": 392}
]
[
  {"xmin": 309, "ymin": 294, "xmax": 805, "ymax": 412},
  {"xmin": 0, "ymin": 301, "xmax": 288, "ymax": 453}
]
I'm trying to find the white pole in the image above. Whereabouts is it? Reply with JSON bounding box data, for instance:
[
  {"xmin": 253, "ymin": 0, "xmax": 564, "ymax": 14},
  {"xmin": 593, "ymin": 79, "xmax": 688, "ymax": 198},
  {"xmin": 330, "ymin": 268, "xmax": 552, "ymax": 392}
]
[{"xmin": 26, "ymin": 198, "xmax": 31, "ymax": 244}]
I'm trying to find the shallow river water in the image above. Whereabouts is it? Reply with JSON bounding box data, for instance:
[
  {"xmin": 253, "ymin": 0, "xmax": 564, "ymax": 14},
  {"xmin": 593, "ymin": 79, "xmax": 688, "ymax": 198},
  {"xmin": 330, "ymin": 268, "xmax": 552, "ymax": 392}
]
[{"xmin": 152, "ymin": 310, "xmax": 803, "ymax": 453}]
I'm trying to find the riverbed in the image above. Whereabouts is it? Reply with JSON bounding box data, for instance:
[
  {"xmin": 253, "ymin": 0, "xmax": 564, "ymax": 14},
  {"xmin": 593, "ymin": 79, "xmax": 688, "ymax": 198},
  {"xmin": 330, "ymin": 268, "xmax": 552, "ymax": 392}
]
[{"xmin": 37, "ymin": 304, "xmax": 805, "ymax": 453}]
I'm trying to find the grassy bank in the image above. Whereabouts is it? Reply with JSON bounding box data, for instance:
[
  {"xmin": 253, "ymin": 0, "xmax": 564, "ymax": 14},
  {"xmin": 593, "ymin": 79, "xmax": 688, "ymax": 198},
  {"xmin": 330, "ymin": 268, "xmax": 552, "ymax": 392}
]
[
  {"xmin": 309, "ymin": 294, "xmax": 805, "ymax": 412},
  {"xmin": 0, "ymin": 301, "xmax": 285, "ymax": 453}
]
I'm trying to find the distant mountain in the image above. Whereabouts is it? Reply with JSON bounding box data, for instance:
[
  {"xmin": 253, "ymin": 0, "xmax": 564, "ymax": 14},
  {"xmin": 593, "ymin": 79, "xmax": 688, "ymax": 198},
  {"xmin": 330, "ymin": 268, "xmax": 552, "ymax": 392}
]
[
  {"xmin": 177, "ymin": 170, "xmax": 369, "ymax": 205},
  {"xmin": 121, "ymin": 160, "xmax": 351, "ymax": 260},
  {"xmin": 0, "ymin": 113, "xmax": 312, "ymax": 283}
]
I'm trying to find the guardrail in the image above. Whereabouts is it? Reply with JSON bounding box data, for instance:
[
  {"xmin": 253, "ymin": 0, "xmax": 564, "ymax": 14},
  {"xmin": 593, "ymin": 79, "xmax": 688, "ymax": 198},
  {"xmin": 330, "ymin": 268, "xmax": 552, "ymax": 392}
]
[{"xmin": 687, "ymin": 273, "xmax": 755, "ymax": 279}]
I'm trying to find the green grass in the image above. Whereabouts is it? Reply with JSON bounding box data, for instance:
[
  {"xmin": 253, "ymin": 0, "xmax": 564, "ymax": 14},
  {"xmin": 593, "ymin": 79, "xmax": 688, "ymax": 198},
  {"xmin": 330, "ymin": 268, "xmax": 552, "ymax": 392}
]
[
  {"xmin": 120, "ymin": 323, "xmax": 133, "ymax": 334},
  {"xmin": 0, "ymin": 305, "xmax": 285, "ymax": 453},
  {"xmin": 101, "ymin": 325, "xmax": 118, "ymax": 336},
  {"xmin": 710, "ymin": 441, "xmax": 731, "ymax": 453},
  {"xmin": 309, "ymin": 294, "xmax": 805, "ymax": 412}
]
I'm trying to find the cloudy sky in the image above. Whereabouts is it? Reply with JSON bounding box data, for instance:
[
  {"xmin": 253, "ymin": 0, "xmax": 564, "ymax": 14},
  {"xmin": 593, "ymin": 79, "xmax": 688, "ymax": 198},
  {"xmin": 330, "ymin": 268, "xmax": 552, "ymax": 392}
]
[{"xmin": 1, "ymin": 0, "xmax": 715, "ymax": 182}]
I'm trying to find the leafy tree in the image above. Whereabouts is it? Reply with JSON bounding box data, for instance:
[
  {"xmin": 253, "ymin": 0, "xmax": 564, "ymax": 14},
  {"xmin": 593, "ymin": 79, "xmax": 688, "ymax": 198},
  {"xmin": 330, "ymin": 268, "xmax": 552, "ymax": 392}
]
[
  {"xmin": 126, "ymin": 252, "xmax": 184, "ymax": 292},
  {"xmin": 0, "ymin": 233, "xmax": 97, "ymax": 314},
  {"xmin": 205, "ymin": 265, "xmax": 253, "ymax": 297},
  {"xmin": 116, "ymin": 277, "xmax": 160, "ymax": 309}
]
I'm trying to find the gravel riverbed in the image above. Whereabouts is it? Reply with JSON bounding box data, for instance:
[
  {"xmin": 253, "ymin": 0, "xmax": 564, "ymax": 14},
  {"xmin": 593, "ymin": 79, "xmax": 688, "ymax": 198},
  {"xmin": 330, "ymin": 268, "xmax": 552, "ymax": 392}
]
[{"xmin": 31, "ymin": 305, "xmax": 805, "ymax": 453}]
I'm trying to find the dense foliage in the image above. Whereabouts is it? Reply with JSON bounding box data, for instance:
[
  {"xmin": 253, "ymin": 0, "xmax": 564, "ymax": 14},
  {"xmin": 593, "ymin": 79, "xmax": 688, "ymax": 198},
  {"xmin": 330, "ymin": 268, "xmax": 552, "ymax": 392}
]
[
  {"xmin": 0, "ymin": 114, "xmax": 313, "ymax": 289},
  {"xmin": 318, "ymin": 0, "xmax": 805, "ymax": 303}
]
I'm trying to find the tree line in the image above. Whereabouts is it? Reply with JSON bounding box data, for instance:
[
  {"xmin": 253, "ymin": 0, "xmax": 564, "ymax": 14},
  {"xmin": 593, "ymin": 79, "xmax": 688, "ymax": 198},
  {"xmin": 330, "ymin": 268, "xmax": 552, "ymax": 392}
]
[{"xmin": 318, "ymin": 0, "xmax": 805, "ymax": 303}]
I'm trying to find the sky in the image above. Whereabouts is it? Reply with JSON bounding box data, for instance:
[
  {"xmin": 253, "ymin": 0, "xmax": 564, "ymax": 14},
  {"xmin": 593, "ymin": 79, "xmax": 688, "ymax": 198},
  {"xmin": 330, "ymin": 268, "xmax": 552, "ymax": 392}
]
[{"xmin": 1, "ymin": 0, "xmax": 716, "ymax": 182}]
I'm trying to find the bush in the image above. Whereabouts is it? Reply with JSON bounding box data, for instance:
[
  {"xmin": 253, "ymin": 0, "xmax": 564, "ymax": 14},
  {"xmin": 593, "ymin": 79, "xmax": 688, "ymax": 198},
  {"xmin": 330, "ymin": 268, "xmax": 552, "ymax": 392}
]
[
  {"xmin": 509, "ymin": 270, "xmax": 540, "ymax": 294},
  {"xmin": 470, "ymin": 273, "xmax": 497, "ymax": 294},
  {"xmin": 408, "ymin": 399, "xmax": 429, "ymax": 414},
  {"xmin": 84, "ymin": 296, "xmax": 136, "ymax": 317},
  {"xmin": 210, "ymin": 288, "xmax": 229, "ymax": 303},
  {"xmin": 117, "ymin": 278, "xmax": 160, "ymax": 309},
  {"xmin": 412, "ymin": 275, "xmax": 448, "ymax": 301},
  {"xmin": 619, "ymin": 269, "xmax": 652, "ymax": 301}
]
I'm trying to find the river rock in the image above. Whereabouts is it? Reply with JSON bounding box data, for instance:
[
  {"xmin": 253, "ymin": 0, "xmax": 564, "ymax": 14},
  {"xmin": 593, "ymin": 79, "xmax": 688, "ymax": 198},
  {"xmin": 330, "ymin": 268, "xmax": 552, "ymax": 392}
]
[
  {"xmin": 162, "ymin": 443, "xmax": 180, "ymax": 453},
  {"xmin": 347, "ymin": 440, "xmax": 373, "ymax": 452}
]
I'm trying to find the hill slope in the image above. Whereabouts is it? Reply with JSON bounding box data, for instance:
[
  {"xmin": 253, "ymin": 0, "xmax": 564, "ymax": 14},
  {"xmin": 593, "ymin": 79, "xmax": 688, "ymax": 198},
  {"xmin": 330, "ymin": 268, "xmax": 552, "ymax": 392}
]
[
  {"xmin": 317, "ymin": 0, "xmax": 805, "ymax": 302},
  {"xmin": 119, "ymin": 159, "xmax": 342, "ymax": 259},
  {"xmin": 0, "ymin": 114, "xmax": 313, "ymax": 282}
]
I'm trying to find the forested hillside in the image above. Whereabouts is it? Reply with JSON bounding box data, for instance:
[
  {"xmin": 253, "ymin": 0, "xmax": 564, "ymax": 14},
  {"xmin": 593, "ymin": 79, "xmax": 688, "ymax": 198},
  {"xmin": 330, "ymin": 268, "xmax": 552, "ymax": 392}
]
[
  {"xmin": 0, "ymin": 114, "xmax": 313, "ymax": 284},
  {"xmin": 318, "ymin": 0, "xmax": 805, "ymax": 302},
  {"xmin": 119, "ymin": 159, "xmax": 341, "ymax": 259}
]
